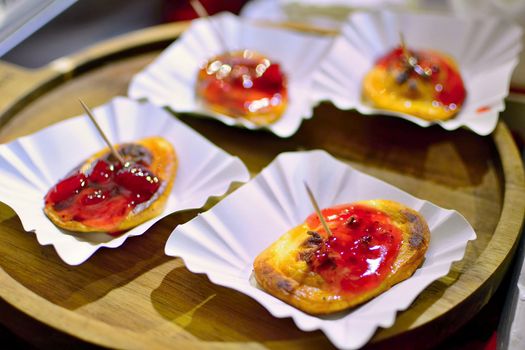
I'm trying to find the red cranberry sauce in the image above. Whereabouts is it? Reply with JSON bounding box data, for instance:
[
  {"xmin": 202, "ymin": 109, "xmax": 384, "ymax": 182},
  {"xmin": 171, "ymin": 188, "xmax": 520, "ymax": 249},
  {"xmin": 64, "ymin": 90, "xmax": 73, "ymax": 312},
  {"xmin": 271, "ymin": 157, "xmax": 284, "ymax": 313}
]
[
  {"xmin": 198, "ymin": 51, "xmax": 286, "ymax": 116},
  {"xmin": 305, "ymin": 204, "xmax": 402, "ymax": 294},
  {"xmin": 44, "ymin": 144, "xmax": 161, "ymax": 232}
]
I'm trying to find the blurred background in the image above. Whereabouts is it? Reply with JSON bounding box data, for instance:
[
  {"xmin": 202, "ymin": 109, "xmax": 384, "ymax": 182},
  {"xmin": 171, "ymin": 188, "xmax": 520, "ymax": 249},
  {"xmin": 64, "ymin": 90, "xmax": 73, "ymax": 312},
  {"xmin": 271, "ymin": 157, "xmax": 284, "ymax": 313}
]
[
  {"xmin": 2, "ymin": 0, "xmax": 525, "ymax": 80},
  {"xmin": 0, "ymin": 0, "xmax": 247, "ymax": 67}
]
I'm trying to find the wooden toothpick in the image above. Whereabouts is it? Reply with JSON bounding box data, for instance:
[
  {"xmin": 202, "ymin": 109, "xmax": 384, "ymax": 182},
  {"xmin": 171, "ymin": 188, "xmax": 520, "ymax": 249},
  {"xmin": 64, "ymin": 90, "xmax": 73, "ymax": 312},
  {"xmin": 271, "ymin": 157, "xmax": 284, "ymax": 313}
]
[
  {"xmin": 303, "ymin": 182, "xmax": 333, "ymax": 237},
  {"xmin": 399, "ymin": 32, "xmax": 411, "ymax": 64},
  {"xmin": 189, "ymin": 0, "xmax": 210, "ymax": 19},
  {"xmin": 78, "ymin": 99, "xmax": 125, "ymax": 164},
  {"xmin": 189, "ymin": 0, "xmax": 229, "ymax": 53}
]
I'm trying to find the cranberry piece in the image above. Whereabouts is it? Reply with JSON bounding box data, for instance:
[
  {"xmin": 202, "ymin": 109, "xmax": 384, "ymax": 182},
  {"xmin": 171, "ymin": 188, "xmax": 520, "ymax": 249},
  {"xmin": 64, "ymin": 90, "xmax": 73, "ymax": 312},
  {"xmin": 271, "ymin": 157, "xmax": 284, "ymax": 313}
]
[
  {"xmin": 46, "ymin": 173, "xmax": 86, "ymax": 204},
  {"xmin": 88, "ymin": 160, "xmax": 114, "ymax": 184},
  {"xmin": 253, "ymin": 64, "xmax": 284, "ymax": 91},
  {"xmin": 127, "ymin": 192, "xmax": 151, "ymax": 205},
  {"xmin": 115, "ymin": 164, "xmax": 160, "ymax": 196},
  {"xmin": 263, "ymin": 64, "xmax": 283, "ymax": 83}
]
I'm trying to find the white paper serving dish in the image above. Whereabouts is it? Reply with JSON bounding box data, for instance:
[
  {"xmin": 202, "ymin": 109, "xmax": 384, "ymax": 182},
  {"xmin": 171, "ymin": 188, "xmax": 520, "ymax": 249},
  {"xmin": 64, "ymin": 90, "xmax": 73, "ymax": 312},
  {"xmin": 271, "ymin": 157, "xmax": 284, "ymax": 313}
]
[
  {"xmin": 312, "ymin": 10, "xmax": 523, "ymax": 135},
  {"xmin": 165, "ymin": 150, "xmax": 476, "ymax": 349},
  {"xmin": 128, "ymin": 12, "xmax": 333, "ymax": 138},
  {"xmin": 0, "ymin": 96, "xmax": 250, "ymax": 265}
]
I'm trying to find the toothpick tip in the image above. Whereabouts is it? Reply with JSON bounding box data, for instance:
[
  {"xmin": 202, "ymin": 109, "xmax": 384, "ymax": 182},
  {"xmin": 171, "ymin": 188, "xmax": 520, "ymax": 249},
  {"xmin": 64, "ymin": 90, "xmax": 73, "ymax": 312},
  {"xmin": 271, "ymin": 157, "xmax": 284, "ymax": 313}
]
[
  {"xmin": 303, "ymin": 180, "xmax": 333, "ymax": 237},
  {"xmin": 78, "ymin": 99, "xmax": 125, "ymax": 164}
]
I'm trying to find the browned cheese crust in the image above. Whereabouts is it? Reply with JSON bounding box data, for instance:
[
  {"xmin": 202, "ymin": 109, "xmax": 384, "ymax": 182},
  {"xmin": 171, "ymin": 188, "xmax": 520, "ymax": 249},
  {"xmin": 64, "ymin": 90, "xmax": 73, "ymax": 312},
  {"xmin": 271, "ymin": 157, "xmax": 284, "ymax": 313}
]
[
  {"xmin": 44, "ymin": 136, "xmax": 177, "ymax": 233},
  {"xmin": 253, "ymin": 200, "xmax": 430, "ymax": 314}
]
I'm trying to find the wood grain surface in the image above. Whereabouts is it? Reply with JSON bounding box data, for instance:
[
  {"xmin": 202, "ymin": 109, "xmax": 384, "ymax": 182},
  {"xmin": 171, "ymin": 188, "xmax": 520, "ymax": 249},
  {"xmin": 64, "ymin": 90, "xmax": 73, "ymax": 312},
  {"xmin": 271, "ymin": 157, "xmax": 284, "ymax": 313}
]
[{"xmin": 0, "ymin": 21, "xmax": 523, "ymax": 349}]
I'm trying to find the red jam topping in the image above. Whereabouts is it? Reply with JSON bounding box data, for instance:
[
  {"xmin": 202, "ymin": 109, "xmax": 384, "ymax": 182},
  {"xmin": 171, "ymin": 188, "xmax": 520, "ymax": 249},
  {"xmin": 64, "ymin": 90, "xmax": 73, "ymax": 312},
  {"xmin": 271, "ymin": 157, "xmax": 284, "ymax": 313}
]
[
  {"xmin": 305, "ymin": 204, "xmax": 402, "ymax": 294},
  {"xmin": 44, "ymin": 144, "xmax": 161, "ymax": 232},
  {"xmin": 377, "ymin": 46, "xmax": 466, "ymax": 112},
  {"xmin": 196, "ymin": 50, "xmax": 287, "ymax": 125}
]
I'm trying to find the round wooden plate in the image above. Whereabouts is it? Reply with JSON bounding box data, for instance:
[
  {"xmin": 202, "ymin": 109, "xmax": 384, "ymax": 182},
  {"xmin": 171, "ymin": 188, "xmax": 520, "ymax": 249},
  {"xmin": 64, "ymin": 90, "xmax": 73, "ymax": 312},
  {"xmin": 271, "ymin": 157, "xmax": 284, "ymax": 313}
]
[{"xmin": 0, "ymin": 21, "xmax": 524, "ymax": 349}]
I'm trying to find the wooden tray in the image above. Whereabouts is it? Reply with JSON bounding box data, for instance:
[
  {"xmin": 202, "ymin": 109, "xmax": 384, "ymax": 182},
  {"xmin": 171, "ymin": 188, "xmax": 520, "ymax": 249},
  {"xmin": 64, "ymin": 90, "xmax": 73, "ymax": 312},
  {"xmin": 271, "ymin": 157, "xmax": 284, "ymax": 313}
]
[{"xmin": 0, "ymin": 21, "xmax": 524, "ymax": 349}]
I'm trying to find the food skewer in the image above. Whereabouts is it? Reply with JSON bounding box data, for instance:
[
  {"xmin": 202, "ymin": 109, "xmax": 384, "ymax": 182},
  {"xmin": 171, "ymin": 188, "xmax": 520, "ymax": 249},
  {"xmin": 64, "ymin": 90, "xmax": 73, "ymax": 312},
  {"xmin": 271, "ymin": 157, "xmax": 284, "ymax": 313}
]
[
  {"xmin": 189, "ymin": 0, "xmax": 229, "ymax": 52},
  {"xmin": 78, "ymin": 99, "xmax": 125, "ymax": 164},
  {"xmin": 303, "ymin": 182, "xmax": 333, "ymax": 237},
  {"xmin": 399, "ymin": 32, "xmax": 412, "ymax": 65}
]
